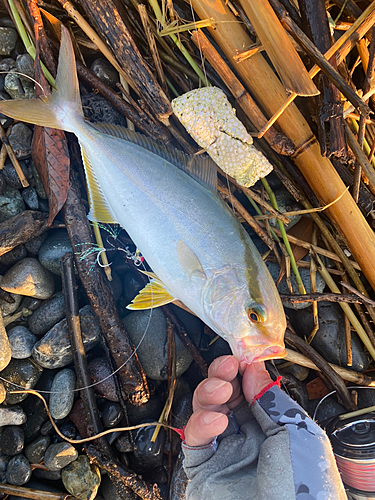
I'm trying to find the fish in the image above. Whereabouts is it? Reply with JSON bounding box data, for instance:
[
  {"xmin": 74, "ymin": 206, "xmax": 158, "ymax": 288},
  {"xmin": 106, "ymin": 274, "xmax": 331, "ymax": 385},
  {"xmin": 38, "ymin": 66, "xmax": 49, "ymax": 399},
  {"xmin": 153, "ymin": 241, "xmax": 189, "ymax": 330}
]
[{"xmin": 0, "ymin": 25, "xmax": 286, "ymax": 364}]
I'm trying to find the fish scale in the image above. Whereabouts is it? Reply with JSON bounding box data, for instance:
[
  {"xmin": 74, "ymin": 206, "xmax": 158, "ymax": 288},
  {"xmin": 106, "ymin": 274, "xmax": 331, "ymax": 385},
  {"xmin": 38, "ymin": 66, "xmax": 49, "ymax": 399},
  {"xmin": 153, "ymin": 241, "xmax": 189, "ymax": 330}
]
[{"xmin": 0, "ymin": 25, "xmax": 286, "ymax": 364}]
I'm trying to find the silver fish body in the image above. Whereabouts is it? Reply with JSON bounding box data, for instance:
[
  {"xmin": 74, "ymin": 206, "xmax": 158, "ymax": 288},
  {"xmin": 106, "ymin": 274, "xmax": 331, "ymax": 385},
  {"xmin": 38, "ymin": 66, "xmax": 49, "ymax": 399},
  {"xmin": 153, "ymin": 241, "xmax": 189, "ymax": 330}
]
[{"xmin": 0, "ymin": 26, "xmax": 286, "ymax": 363}]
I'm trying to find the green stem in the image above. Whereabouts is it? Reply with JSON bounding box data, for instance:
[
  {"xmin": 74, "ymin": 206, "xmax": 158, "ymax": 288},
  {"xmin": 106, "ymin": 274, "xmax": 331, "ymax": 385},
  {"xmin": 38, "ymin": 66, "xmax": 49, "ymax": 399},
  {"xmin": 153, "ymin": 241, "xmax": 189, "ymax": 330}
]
[
  {"xmin": 8, "ymin": 0, "xmax": 55, "ymax": 88},
  {"xmin": 245, "ymin": 194, "xmax": 279, "ymax": 242},
  {"xmin": 148, "ymin": 0, "xmax": 209, "ymax": 87},
  {"xmin": 261, "ymin": 178, "xmax": 306, "ymax": 294}
]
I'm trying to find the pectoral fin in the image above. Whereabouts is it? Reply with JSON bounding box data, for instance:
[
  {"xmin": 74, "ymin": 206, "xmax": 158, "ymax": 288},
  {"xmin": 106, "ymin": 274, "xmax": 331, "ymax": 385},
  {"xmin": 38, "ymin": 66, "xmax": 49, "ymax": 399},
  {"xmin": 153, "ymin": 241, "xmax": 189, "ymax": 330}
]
[
  {"xmin": 127, "ymin": 272, "xmax": 176, "ymax": 310},
  {"xmin": 176, "ymin": 240, "xmax": 207, "ymax": 279}
]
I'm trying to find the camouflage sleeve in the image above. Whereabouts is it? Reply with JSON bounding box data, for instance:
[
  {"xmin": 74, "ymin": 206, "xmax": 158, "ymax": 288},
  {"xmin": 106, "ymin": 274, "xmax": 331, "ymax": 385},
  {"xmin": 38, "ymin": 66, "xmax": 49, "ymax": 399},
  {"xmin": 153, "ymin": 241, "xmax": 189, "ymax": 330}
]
[{"xmin": 252, "ymin": 384, "xmax": 347, "ymax": 500}]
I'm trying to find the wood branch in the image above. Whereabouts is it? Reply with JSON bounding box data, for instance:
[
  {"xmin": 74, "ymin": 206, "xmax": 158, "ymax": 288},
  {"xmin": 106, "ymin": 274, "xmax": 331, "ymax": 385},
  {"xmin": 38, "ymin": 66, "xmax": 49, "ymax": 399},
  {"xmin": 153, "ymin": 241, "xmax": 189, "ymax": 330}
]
[
  {"xmin": 0, "ymin": 210, "xmax": 47, "ymax": 257},
  {"xmin": 279, "ymin": 292, "xmax": 366, "ymax": 304}
]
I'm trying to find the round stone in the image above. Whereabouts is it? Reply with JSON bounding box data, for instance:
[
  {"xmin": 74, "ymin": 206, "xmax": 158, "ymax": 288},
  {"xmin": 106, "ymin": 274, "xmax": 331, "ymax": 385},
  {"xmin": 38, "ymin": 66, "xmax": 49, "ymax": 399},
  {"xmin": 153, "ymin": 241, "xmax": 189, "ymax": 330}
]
[
  {"xmin": 49, "ymin": 368, "xmax": 76, "ymax": 420},
  {"xmin": 88, "ymin": 357, "xmax": 118, "ymax": 402},
  {"xmin": 2, "ymin": 160, "xmax": 31, "ymax": 189},
  {"xmin": 6, "ymin": 454, "xmax": 31, "ymax": 485},
  {"xmin": 0, "ymin": 406, "xmax": 26, "ymax": 427},
  {"xmin": 122, "ymin": 306, "xmax": 201, "ymax": 380},
  {"xmin": 4, "ymin": 70, "xmax": 34, "ymax": 100},
  {"xmin": 90, "ymin": 58, "xmax": 119, "ymax": 87},
  {"xmin": 62, "ymin": 455, "xmax": 101, "ymax": 500},
  {"xmin": 101, "ymin": 401, "xmax": 123, "ymax": 428},
  {"xmin": 28, "ymin": 291, "xmax": 65, "ymax": 336},
  {"xmin": 0, "ymin": 186, "xmax": 25, "ymax": 223},
  {"xmin": 44, "ymin": 442, "xmax": 78, "ymax": 471},
  {"xmin": 1, "ymin": 425, "xmax": 24, "ymax": 455},
  {"xmin": 24, "ymin": 435, "xmax": 50, "ymax": 464},
  {"xmin": 32, "ymin": 305, "xmax": 101, "ymax": 369},
  {"xmin": 38, "ymin": 230, "xmax": 73, "ymax": 275},
  {"xmin": 0, "ymin": 27, "xmax": 18, "ymax": 55},
  {"xmin": 21, "ymin": 187, "xmax": 39, "ymax": 210},
  {"xmin": 0, "ymin": 258, "xmax": 54, "ymax": 300},
  {"xmin": 7, "ymin": 326, "xmax": 38, "ymax": 359},
  {"xmin": 8, "ymin": 123, "xmax": 33, "ymax": 159},
  {"xmin": 15, "ymin": 54, "xmax": 34, "ymax": 78},
  {"xmin": 1, "ymin": 358, "xmax": 43, "ymax": 404},
  {"xmin": 24, "ymin": 232, "xmax": 47, "ymax": 256}
]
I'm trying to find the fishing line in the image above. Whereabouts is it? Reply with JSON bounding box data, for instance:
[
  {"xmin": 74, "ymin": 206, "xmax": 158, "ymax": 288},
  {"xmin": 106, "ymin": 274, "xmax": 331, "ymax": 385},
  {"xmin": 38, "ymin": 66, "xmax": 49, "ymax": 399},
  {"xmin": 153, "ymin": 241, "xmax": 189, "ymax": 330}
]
[{"xmin": 0, "ymin": 244, "xmax": 155, "ymax": 396}]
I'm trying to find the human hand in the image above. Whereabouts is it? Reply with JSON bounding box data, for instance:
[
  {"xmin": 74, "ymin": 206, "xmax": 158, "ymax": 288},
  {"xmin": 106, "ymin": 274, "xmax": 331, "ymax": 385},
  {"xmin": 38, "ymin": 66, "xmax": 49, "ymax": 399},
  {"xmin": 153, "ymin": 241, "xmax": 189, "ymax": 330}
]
[{"xmin": 184, "ymin": 355, "xmax": 273, "ymax": 447}]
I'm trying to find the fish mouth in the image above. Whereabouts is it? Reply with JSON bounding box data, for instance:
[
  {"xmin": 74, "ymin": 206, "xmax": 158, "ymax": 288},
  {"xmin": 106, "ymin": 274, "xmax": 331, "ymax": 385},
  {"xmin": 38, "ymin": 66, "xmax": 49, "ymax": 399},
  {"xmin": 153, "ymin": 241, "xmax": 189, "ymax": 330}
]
[{"xmin": 237, "ymin": 343, "xmax": 286, "ymax": 365}]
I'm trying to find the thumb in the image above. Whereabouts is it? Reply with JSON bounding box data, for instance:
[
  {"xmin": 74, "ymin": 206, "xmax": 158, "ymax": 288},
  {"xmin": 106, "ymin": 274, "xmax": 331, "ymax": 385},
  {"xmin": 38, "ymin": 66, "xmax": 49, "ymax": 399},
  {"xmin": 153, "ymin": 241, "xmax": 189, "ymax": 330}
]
[
  {"xmin": 184, "ymin": 410, "xmax": 228, "ymax": 447},
  {"xmin": 242, "ymin": 361, "xmax": 272, "ymax": 403}
]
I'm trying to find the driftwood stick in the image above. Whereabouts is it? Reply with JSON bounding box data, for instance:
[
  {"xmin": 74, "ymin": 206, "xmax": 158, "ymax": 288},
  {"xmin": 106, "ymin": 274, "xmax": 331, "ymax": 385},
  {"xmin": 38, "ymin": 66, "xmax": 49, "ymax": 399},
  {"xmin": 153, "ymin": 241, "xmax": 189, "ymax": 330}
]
[
  {"xmin": 285, "ymin": 328, "xmax": 356, "ymax": 409},
  {"xmin": 279, "ymin": 292, "xmax": 368, "ymax": 304},
  {"xmin": 284, "ymin": 348, "xmax": 373, "ymax": 385},
  {"xmin": 85, "ymin": 444, "xmax": 163, "ymax": 500},
  {"xmin": 0, "ymin": 210, "xmax": 47, "ymax": 257}
]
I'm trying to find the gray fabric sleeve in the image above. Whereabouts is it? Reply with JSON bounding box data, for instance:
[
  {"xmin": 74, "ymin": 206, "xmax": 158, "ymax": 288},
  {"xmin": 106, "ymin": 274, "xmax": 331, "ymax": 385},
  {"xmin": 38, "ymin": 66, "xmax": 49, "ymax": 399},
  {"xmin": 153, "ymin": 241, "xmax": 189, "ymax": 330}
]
[
  {"xmin": 182, "ymin": 385, "xmax": 347, "ymax": 500},
  {"xmin": 253, "ymin": 385, "xmax": 347, "ymax": 500}
]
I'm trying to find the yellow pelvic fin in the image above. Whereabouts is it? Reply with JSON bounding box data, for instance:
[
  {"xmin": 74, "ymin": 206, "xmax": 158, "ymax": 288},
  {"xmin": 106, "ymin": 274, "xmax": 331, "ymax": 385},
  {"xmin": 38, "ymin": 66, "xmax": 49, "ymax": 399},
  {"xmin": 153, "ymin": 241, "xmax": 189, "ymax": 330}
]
[
  {"xmin": 81, "ymin": 147, "xmax": 118, "ymax": 224},
  {"xmin": 127, "ymin": 273, "xmax": 176, "ymax": 310}
]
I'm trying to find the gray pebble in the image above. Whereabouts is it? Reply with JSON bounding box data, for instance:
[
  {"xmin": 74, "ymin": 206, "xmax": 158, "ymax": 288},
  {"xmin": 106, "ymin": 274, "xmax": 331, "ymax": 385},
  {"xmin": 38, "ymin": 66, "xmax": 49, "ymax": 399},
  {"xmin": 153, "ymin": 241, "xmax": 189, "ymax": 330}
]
[
  {"xmin": 24, "ymin": 232, "xmax": 47, "ymax": 256},
  {"xmin": 15, "ymin": 54, "xmax": 34, "ymax": 79},
  {"xmin": 0, "ymin": 186, "xmax": 25, "ymax": 223},
  {"xmin": 49, "ymin": 368, "xmax": 76, "ymax": 419},
  {"xmin": 1, "ymin": 257, "xmax": 54, "ymax": 300},
  {"xmin": 44, "ymin": 442, "xmax": 78, "ymax": 471},
  {"xmin": 62, "ymin": 455, "xmax": 101, "ymax": 500},
  {"xmin": 101, "ymin": 401, "xmax": 123, "ymax": 428},
  {"xmin": 28, "ymin": 291, "xmax": 65, "ymax": 336},
  {"xmin": 3, "ymin": 161, "xmax": 30, "ymax": 189},
  {"xmin": 8, "ymin": 123, "xmax": 33, "ymax": 159},
  {"xmin": 90, "ymin": 58, "xmax": 119, "ymax": 87},
  {"xmin": 21, "ymin": 297, "xmax": 42, "ymax": 311},
  {"xmin": 0, "ymin": 19, "xmax": 15, "ymax": 28},
  {"xmin": 21, "ymin": 187, "xmax": 39, "ymax": 210},
  {"xmin": 0, "ymin": 27, "xmax": 18, "ymax": 55},
  {"xmin": 32, "ymin": 305, "xmax": 101, "ymax": 369},
  {"xmin": 7, "ymin": 326, "xmax": 38, "ymax": 359},
  {"xmin": 24, "ymin": 435, "xmax": 50, "ymax": 464},
  {"xmin": 6, "ymin": 454, "xmax": 31, "ymax": 485},
  {"xmin": 1, "ymin": 425, "xmax": 24, "ymax": 455},
  {"xmin": 289, "ymin": 302, "xmax": 370, "ymax": 372},
  {"xmin": 38, "ymin": 230, "xmax": 73, "ymax": 275},
  {"xmin": 4, "ymin": 70, "xmax": 34, "ymax": 100},
  {"xmin": 0, "ymin": 57, "xmax": 15, "ymax": 72},
  {"xmin": 1, "ymin": 358, "xmax": 43, "ymax": 404},
  {"xmin": 125, "ymin": 393, "xmax": 162, "ymax": 425},
  {"xmin": 22, "ymin": 398, "xmax": 47, "ymax": 443},
  {"xmin": 33, "ymin": 468, "xmax": 61, "ymax": 481},
  {"xmin": 0, "ymin": 245, "xmax": 27, "ymax": 267},
  {"xmin": 123, "ymin": 306, "xmax": 201, "ymax": 380},
  {"xmin": 0, "ymin": 406, "xmax": 26, "ymax": 427}
]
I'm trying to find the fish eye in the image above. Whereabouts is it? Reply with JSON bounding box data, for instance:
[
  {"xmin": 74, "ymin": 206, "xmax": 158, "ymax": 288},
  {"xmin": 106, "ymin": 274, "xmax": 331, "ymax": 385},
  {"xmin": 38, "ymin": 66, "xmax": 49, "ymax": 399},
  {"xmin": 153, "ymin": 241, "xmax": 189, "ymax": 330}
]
[{"xmin": 247, "ymin": 305, "xmax": 267, "ymax": 323}]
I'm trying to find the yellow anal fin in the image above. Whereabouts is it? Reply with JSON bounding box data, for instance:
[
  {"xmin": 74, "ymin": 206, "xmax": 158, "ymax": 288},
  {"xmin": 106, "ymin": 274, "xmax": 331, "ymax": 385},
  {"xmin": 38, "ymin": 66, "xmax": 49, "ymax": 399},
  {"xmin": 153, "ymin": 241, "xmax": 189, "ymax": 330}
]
[
  {"xmin": 127, "ymin": 275, "xmax": 176, "ymax": 310},
  {"xmin": 81, "ymin": 147, "xmax": 118, "ymax": 224}
]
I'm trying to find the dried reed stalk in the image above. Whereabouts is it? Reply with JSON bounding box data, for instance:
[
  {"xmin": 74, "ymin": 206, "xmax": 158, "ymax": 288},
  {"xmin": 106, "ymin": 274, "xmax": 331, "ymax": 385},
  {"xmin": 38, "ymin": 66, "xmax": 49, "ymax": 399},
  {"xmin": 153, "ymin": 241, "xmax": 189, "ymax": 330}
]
[{"xmin": 190, "ymin": 0, "xmax": 375, "ymax": 292}]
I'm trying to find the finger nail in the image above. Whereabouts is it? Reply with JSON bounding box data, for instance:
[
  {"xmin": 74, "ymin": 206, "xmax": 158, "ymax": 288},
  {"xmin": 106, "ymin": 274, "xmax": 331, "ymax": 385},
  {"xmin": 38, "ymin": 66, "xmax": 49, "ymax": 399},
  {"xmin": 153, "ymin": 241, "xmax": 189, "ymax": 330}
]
[
  {"xmin": 203, "ymin": 412, "xmax": 225, "ymax": 425},
  {"xmin": 205, "ymin": 379, "xmax": 227, "ymax": 394}
]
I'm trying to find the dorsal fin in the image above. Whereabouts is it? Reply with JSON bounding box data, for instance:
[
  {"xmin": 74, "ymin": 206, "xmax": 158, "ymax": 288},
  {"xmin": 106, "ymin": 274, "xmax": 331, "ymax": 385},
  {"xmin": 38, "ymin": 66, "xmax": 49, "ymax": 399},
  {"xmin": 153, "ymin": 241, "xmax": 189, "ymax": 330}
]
[
  {"xmin": 90, "ymin": 122, "xmax": 218, "ymax": 192},
  {"xmin": 81, "ymin": 146, "xmax": 118, "ymax": 224}
]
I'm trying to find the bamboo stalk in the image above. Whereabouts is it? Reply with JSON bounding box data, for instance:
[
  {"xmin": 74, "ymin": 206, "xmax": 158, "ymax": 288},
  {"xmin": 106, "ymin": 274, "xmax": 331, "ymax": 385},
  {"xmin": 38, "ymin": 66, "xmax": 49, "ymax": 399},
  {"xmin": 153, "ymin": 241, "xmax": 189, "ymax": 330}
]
[
  {"xmin": 239, "ymin": 0, "xmax": 318, "ymax": 96},
  {"xmin": 284, "ymin": 348, "xmax": 373, "ymax": 385},
  {"xmin": 190, "ymin": 0, "xmax": 375, "ymax": 293}
]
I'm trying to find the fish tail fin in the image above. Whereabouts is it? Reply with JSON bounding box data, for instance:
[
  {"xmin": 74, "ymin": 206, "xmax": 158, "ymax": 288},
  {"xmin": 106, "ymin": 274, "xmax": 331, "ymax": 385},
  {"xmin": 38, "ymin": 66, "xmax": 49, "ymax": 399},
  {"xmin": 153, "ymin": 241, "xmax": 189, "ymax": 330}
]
[{"xmin": 0, "ymin": 25, "xmax": 83, "ymax": 132}]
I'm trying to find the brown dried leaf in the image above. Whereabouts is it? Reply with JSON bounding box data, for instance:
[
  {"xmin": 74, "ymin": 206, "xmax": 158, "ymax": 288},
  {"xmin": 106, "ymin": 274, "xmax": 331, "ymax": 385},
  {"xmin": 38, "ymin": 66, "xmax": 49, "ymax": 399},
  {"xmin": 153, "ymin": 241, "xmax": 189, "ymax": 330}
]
[{"xmin": 32, "ymin": 126, "xmax": 70, "ymax": 226}]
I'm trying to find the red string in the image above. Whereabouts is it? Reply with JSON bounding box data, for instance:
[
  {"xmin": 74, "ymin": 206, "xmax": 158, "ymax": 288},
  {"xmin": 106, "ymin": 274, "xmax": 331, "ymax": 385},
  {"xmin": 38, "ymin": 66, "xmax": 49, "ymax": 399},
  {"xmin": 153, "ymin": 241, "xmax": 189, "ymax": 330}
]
[
  {"xmin": 174, "ymin": 426, "xmax": 186, "ymax": 440},
  {"xmin": 251, "ymin": 376, "xmax": 282, "ymax": 405}
]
